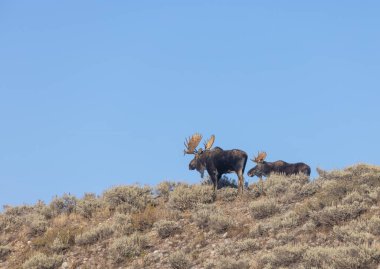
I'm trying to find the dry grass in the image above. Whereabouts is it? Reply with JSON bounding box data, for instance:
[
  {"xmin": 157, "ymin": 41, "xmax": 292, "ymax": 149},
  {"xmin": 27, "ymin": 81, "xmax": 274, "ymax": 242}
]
[
  {"xmin": 103, "ymin": 185, "xmax": 154, "ymax": 214},
  {"xmin": 168, "ymin": 184, "xmax": 214, "ymax": 211},
  {"xmin": 154, "ymin": 220, "xmax": 179, "ymax": 239},
  {"xmin": 192, "ymin": 204, "xmax": 232, "ymax": 233},
  {"xmin": 76, "ymin": 193, "xmax": 103, "ymax": 219},
  {"xmin": 156, "ymin": 181, "xmax": 177, "ymax": 201},
  {"xmin": 217, "ymin": 187, "xmax": 238, "ymax": 202},
  {"xmin": 168, "ymin": 250, "xmax": 191, "ymax": 269},
  {"xmin": 0, "ymin": 246, "xmax": 11, "ymax": 260},
  {"xmin": 1, "ymin": 164, "xmax": 380, "ymax": 269},
  {"xmin": 75, "ymin": 223, "xmax": 113, "ymax": 245},
  {"xmin": 108, "ymin": 233, "xmax": 149, "ymax": 263},
  {"xmin": 249, "ymin": 198, "xmax": 280, "ymax": 219},
  {"xmin": 22, "ymin": 252, "xmax": 63, "ymax": 269},
  {"xmin": 214, "ymin": 257, "xmax": 250, "ymax": 269},
  {"xmin": 302, "ymin": 245, "xmax": 380, "ymax": 269}
]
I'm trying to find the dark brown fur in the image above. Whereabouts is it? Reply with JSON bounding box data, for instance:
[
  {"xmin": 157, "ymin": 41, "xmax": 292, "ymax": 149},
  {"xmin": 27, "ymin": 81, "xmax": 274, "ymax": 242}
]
[
  {"xmin": 247, "ymin": 160, "xmax": 311, "ymax": 178},
  {"xmin": 189, "ymin": 147, "xmax": 248, "ymax": 193}
]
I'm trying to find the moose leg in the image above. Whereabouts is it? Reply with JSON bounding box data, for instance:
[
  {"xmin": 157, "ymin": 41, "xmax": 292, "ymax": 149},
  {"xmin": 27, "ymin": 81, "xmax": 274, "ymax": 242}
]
[
  {"xmin": 210, "ymin": 171, "xmax": 219, "ymax": 194},
  {"xmin": 259, "ymin": 177, "xmax": 264, "ymax": 194},
  {"xmin": 236, "ymin": 170, "xmax": 244, "ymax": 194}
]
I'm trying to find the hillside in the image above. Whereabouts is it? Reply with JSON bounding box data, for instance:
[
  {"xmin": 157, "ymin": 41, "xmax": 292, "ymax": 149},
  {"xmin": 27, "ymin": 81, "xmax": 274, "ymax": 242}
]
[{"xmin": 1, "ymin": 164, "xmax": 380, "ymax": 269}]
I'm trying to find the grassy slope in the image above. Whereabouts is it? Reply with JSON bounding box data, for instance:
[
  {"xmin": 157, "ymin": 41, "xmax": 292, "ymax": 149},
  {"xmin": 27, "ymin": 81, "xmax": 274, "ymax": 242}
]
[{"xmin": 1, "ymin": 164, "xmax": 380, "ymax": 269}]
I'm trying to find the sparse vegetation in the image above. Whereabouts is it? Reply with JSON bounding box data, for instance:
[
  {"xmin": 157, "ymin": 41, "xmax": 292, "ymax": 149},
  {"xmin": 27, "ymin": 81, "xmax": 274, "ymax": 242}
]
[
  {"xmin": 75, "ymin": 223, "xmax": 113, "ymax": 245},
  {"xmin": 192, "ymin": 204, "xmax": 232, "ymax": 233},
  {"xmin": 156, "ymin": 181, "xmax": 177, "ymax": 201},
  {"xmin": 154, "ymin": 220, "xmax": 179, "ymax": 238},
  {"xmin": 112, "ymin": 212, "xmax": 134, "ymax": 235},
  {"xmin": 22, "ymin": 252, "xmax": 63, "ymax": 269},
  {"xmin": 215, "ymin": 257, "xmax": 250, "ymax": 269},
  {"xmin": 103, "ymin": 185, "xmax": 154, "ymax": 213},
  {"xmin": 109, "ymin": 233, "xmax": 149, "ymax": 263},
  {"xmin": 50, "ymin": 193, "xmax": 77, "ymax": 216},
  {"xmin": 249, "ymin": 198, "xmax": 279, "ymax": 219},
  {"xmin": 168, "ymin": 250, "xmax": 191, "ymax": 269},
  {"xmin": 0, "ymin": 246, "xmax": 11, "ymax": 260},
  {"xmin": 168, "ymin": 184, "xmax": 214, "ymax": 210},
  {"xmin": 1, "ymin": 164, "xmax": 380, "ymax": 269},
  {"xmin": 76, "ymin": 193, "xmax": 103, "ymax": 219},
  {"xmin": 217, "ymin": 187, "xmax": 238, "ymax": 202}
]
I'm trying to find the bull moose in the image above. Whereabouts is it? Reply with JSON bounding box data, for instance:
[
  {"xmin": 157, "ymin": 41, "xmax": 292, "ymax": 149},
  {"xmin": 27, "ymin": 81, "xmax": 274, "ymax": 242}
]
[
  {"xmin": 247, "ymin": 152, "xmax": 311, "ymax": 178},
  {"xmin": 184, "ymin": 133, "xmax": 248, "ymax": 194}
]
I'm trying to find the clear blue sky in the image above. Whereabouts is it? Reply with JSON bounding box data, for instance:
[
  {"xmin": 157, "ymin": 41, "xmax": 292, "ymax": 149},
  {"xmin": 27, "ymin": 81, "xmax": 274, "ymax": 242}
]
[{"xmin": 1, "ymin": 1, "xmax": 379, "ymax": 207}]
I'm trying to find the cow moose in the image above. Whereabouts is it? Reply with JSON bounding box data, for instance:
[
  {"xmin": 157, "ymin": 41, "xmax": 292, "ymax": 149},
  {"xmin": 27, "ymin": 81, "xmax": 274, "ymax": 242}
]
[
  {"xmin": 247, "ymin": 152, "xmax": 311, "ymax": 178},
  {"xmin": 184, "ymin": 133, "xmax": 248, "ymax": 194}
]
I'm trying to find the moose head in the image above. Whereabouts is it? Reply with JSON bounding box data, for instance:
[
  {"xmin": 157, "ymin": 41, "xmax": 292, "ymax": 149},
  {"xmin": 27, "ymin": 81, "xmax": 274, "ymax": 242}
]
[
  {"xmin": 247, "ymin": 151, "xmax": 267, "ymax": 177},
  {"xmin": 184, "ymin": 133, "xmax": 215, "ymax": 178}
]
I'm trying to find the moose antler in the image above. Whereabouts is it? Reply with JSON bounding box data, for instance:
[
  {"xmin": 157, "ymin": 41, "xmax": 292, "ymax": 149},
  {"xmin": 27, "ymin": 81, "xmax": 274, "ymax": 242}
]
[
  {"xmin": 252, "ymin": 151, "xmax": 267, "ymax": 163},
  {"xmin": 204, "ymin": 135, "xmax": 215, "ymax": 150},
  {"xmin": 184, "ymin": 133, "xmax": 203, "ymax": 155}
]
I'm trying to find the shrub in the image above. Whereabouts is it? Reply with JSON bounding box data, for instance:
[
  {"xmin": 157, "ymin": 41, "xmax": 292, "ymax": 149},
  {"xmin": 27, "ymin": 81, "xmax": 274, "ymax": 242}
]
[
  {"xmin": 25, "ymin": 213, "xmax": 48, "ymax": 237},
  {"xmin": 192, "ymin": 205, "xmax": 214, "ymax": 229},
  {"xmin": 131, "ymin": 205, "xmax": 160, "ymax": 231},
  {"xmin": 154, "ymin": 220, "xmax": 179, "ymax": 239},
  {"xmin": 168, "ymin": 184, "xmax": 214, "ymax": 211},
  {"xmin": 103, "ymin": 185, "xmax": 153, "ymax": 214},
  {"xmin": 369, "ymin": 215, "xmax": 380, "ymax": 236},
  {"xmin": 0, "ymin": 204, "xmax": 50, "ymax": 235},
  {"xmin": 201, "ymin": 175, "xmax": 238, "ymax": 189},
  {"xmin": 50, "ymin": 193, "xmax": 77, "ymax": 216},
  {"xmin": 299, "ymin": 181, "xmax": 320, "ymax": 197},
  {"xmin": 249, "ymin": 223, "xmax": 270, "ymax": 238},
  {"xmin": 300, "ymin": 220, "xmax": 317, "ymax": 233},
  {"xmin": 50, "ymin": 237, "xmax": 70, "ymax": 252},
  {"xmin": 259, "ymin": 245, "xmax": 304, "ymax": 268},
  {"xmin": 303, "ymin": 245, "xmax": 380, "ymax": 269},
  {"xmin": 168, "ymin": 251, "xmax": 191, "ymax": 269},
  {"xmin": 192, "ymin": 205, "xmax": 231, "ymax": 233},
  {"xmin": 22, "ymin": 252, "xmax": 63, "ymax": 269},
  {"xmin": 215, "ymin": 257, "xmax": 250, "ymax": 269},
  {"xmin": 277, "ymin": 210, "xmax": 301, "ymax": 229},
  {"xmin": 217, "ymin": 187, "xmax": 238, "ymax": 202},
  {"xmin": 310, "ymin": 202, "xmax": 366, "ymax": 227},
  {"xmin": 75, "ymin": 224, "xmax": 113, "ymax": 245},
  {"xmin": 314, "ymin": 180, "xmax": 349, "ymax": 209},
  {"xmin": 342, "ymin": 191, "xmax": 374, "ymax": 206},
  {"xmin": 263, "ymin": 174, "xmax": 309, "ymax": 203},
  {"xmin": 369, "ymin": 187, "xmax": 380, "ymax": 202},
  {"xmin": 209, "ymin": 214, "xmax": 231, "ymax": 233},
  {"xmin": 109, "ymin": 233, "xmax": 148, "ymax": 263},
  {"xmin": 333, "ymin": 225, "xmax": 374, "ymax": 245},
  {"xmin": 249, "ymin": 199, "xmax": 279, "ymax": 219},
  {"xmin": 0, "ymin": 245, "xmax": 11, "ymax": 260},
  {"xmin": 112, "ymin": 213, "xmax": 134, "ymax": 236},
  {"xmin": 76, "ymin": 193, "xmax": 103, "ymax": 219},
  {"xmin": 32, "ymin": 223, "xmax": 77, "ymax": 250},
  {"xmin": 156, "ymin": 181, "xmax": 177, "ymax": 201},
  {"xmin": 0, "ymin": 206, "xmax": 31, "ymax": 232},
  {"xmin": 235, "ymin": 239, "xmax": 259, "ymax": 252}
]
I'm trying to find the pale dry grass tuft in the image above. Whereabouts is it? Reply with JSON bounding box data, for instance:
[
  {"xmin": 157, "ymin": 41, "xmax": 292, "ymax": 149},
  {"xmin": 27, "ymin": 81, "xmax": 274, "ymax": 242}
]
[
  {"xmin": 103, "ymin": 185, "xmax": 153, "ymax": 214},
  {"xmin": 168, "ymin": 184, "xmax": 214, "ymax": 211},
  {"xmin": 75, "ymin": 223, "xmax": 113, "ymax": 245},
  {"xmin": 154, "ymin": 220, "xmax": 179, "ymax": 239},
  {"xmin": 108, "ymin": 233, "xmax": 149, "ymax": 263},
  {"xmin": 249, "ymin": 198, "xmax": 279, "ymax": 219},
  {"xmin": 193, "ymin": 204, "xmax": 232, "ymax": 233},
  {"xmin": 22, "ymin": 252, "xmax": 63, "ymax": 269},
  {"xmin": 168, "ymin": 250, "xmax": 191, "ymax": 269}
]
